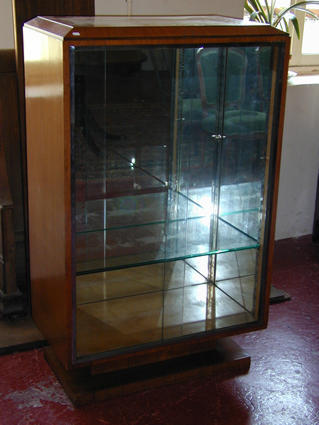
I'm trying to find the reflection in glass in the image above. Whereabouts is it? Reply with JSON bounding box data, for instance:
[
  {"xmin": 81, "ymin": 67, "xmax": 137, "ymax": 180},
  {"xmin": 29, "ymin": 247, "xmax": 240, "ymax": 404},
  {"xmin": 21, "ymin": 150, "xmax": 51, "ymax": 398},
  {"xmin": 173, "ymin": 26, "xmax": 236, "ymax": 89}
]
[{"xmin": 70, "ymin": 44, "xmax": 281, "ymax": 359}]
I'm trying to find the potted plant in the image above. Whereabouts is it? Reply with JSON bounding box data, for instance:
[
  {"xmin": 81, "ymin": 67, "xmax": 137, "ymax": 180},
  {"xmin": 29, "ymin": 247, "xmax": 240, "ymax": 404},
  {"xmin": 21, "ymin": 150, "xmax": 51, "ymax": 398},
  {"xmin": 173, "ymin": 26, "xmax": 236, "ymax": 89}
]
[{"xmin": 244, "ymin": 0, "xmax": 319, "ymax": 38}]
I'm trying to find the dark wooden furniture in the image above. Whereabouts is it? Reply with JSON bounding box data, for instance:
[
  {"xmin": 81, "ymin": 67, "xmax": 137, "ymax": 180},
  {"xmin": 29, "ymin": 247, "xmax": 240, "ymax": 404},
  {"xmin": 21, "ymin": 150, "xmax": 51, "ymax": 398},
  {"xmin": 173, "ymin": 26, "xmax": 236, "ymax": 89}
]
[
  {"xmin": 23, "ymin": 15, "xmax": 290, "ymax": 404},
  {"xmin": 0, "ymin": 50, "xmax": 24, "ymax": 315},
  {"xmin": 0, "ymin": 143, "xmax": 23, "ymax": 315}
]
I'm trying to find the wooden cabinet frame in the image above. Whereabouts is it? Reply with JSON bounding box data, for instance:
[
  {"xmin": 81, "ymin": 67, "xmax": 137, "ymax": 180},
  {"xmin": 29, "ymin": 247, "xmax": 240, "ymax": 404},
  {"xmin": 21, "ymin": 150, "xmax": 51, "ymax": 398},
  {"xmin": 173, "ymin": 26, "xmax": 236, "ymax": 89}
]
[{"xmin": 23, "ymin": 15, "xmax": 290, "ymax": 403}]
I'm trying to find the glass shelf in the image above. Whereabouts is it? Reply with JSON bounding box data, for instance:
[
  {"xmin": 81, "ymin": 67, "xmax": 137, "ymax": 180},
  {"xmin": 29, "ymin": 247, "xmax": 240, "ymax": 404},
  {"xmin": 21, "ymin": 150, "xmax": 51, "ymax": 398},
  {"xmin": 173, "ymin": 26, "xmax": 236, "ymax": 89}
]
[
  {"xmin": 76, "ymin": 277, "xmax": 256, "ymax": 358},
  {"xmin": 75, "ymin": 184, "xmax": 261, "ymax": 275},
  {"xmin": 76, "ymin": 250, "xmax": 258, "ymax": 305},
  {"xmin": 75, "ymin": 241, "xmax": 259, "ymax": 357},
  {"xmin": 74, "ymin": 144, "xmax": 168, "ymax": 202}
]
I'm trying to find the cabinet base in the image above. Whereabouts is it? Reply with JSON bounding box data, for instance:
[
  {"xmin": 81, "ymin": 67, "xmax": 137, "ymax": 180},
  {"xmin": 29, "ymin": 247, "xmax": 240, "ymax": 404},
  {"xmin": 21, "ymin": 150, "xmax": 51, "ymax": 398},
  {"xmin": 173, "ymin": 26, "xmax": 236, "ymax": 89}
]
[{"xmin": 44, "ymin": 338, "xmax": 250, "ymax": 406}]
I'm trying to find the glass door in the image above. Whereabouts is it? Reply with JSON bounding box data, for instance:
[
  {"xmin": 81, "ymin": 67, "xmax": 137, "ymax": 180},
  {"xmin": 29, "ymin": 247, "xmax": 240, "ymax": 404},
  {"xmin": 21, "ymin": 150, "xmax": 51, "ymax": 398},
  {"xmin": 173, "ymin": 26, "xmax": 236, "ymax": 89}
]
[{"xmin": 70, "ymin": 43, "xmax": 284, "ymax": 360}]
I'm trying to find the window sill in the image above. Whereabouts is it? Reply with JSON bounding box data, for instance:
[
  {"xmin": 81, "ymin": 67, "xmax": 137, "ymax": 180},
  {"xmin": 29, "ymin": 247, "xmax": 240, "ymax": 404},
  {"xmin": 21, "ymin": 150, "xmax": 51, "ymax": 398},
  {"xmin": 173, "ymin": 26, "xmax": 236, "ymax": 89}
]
[
  {"xmin": 288, "ymin": 74, "xmax": 319, "ymax": 86},
  {"xmin": 289, "ymin": 65, "xmax": 319, "ymax": 75},
  {"xmin": 288, "ymin": 67, "xmax": 319, "ymax": 86}
]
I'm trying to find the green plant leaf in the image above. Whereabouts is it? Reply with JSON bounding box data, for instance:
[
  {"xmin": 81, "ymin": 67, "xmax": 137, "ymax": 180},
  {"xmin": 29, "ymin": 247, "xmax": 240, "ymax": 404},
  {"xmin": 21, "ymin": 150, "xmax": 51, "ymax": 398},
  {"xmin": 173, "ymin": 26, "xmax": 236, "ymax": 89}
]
[
  {"xmin": 290, "ymin": 14, "xmax": 301, "ymax": 39},
  {"xmin": 293, "ymin": 6, "xmax": 319, "ymax": 19},
  {"xmin": 245, "ymin": 0, "xmax": 269, "ymax": 23},
  {"xmin": 249, "ymin": 11, "xmax": 262, "ymax": 22},
  {"xmin": 255, "ymin": 0, "xmax": 269, "ymax": 22},
  {"xmin": 246, "ymin": 0, "xmax": 262, "ymax": 13},
  {"xmin": 245, "ymin": 0, "xmax": 319, "ymax": 35},
  {"xmin": 270, "ymin": 0, "xmax": 276, "ymax": 23},
  {"xmin": 244, "ymin": 2, "xmax": 255, "ymax": 15},
  {"xmin": 282, "ymin": 16, "xmax": 290, "ymax": 33},
  {"xmin": 264, "ymin": 0, "xmax": 272, "ymax": 22},
  {"xmin": 274, "ymin": 1, "xmax": 319, "ymax": 27}
]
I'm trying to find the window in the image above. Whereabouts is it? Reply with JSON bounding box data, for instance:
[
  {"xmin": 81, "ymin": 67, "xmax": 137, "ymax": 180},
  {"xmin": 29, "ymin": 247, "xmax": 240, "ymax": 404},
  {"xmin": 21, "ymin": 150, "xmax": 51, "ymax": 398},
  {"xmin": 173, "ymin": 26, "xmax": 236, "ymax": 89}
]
[
  {"xmin": 290, "ymin": 2, "xmax": 319, "ymax": 67},
  {"xmin": 244, "ymin": 0, "xmax": 319, "ymax": 69}
]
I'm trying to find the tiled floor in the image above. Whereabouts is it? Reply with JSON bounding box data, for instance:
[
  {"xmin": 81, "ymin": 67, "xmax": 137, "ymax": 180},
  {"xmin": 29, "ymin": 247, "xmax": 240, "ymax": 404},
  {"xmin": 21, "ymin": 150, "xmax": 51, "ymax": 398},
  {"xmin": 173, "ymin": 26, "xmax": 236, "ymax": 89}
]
[{"xmin": 0, "ymin": 235, "xmax": 318, "ymax": 425}]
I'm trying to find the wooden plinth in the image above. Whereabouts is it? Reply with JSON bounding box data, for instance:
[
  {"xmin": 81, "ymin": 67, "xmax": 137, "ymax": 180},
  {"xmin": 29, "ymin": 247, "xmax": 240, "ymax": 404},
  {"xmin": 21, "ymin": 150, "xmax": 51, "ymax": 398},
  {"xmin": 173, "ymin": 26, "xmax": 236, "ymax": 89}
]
[{"xmin": 44, "ymin": 338, "xmax": 250, "ymax": 406}]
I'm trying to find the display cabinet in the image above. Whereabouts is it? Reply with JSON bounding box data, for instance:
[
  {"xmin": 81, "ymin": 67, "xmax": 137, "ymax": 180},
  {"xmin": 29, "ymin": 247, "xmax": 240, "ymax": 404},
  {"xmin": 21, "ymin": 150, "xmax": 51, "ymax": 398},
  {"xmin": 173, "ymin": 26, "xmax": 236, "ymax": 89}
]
[{"xmin": 24, "ymin": 15, "xmax": 289, "ymax": 402}]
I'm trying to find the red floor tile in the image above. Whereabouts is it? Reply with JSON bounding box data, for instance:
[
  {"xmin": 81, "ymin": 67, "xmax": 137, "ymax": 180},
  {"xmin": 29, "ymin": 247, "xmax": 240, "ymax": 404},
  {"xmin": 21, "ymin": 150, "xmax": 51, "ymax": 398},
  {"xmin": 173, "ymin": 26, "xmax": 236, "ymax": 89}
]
[{"xmin": 0, "ymin": 236, "xmax": 318, "ymax": 425}]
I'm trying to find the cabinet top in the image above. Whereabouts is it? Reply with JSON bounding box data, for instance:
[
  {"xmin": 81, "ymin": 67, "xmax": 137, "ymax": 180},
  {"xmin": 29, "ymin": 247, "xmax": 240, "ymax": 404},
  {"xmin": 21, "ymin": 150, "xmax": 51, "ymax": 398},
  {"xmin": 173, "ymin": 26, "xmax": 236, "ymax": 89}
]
[{"xmin": 24, "ymin": 15, "xmax": 289, "ymax": 41}]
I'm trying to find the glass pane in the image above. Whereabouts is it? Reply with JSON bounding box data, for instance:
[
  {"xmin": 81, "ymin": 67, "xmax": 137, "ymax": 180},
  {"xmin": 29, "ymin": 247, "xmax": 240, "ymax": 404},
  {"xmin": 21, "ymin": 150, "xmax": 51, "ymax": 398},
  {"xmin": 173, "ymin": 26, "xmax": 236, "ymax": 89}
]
[
  {"xmin": 76, "ymin": 258, "xmax": 254, "ymax": 357},
  {"xmin": 70, "ymin": 44, "xmax": 283, "ymax": 359}
]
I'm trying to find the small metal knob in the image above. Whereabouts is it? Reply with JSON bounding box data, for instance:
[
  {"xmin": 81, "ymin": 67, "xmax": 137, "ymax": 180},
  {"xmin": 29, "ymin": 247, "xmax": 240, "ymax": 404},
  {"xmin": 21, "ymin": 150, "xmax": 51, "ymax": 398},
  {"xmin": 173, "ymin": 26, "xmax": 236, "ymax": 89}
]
[{"xmin": 211, "ymin": 134, "xmax": 226, "ymax": 141}]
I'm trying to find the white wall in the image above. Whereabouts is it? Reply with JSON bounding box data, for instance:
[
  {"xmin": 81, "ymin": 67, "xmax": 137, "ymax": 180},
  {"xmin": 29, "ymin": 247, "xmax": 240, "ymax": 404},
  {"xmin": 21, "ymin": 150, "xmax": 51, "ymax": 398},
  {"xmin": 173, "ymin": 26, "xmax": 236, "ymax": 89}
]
[
  {"xmin": 275, "ymin": 80, "xmax": 319, "ymax": 240},
  {"xmin": 96, "ymin": 0, "xmax": 245, "ymax": 17},
  {"xmin": 0, "ymin": 0, "xmax": 245, "ymax": 48},
  {"xmin": 0, "ymin": 0, "xmax": 14, "ymax": 49},
  {"xmin": 95, "ymin": 0, "xmax": 128, "ymax": 15}
]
